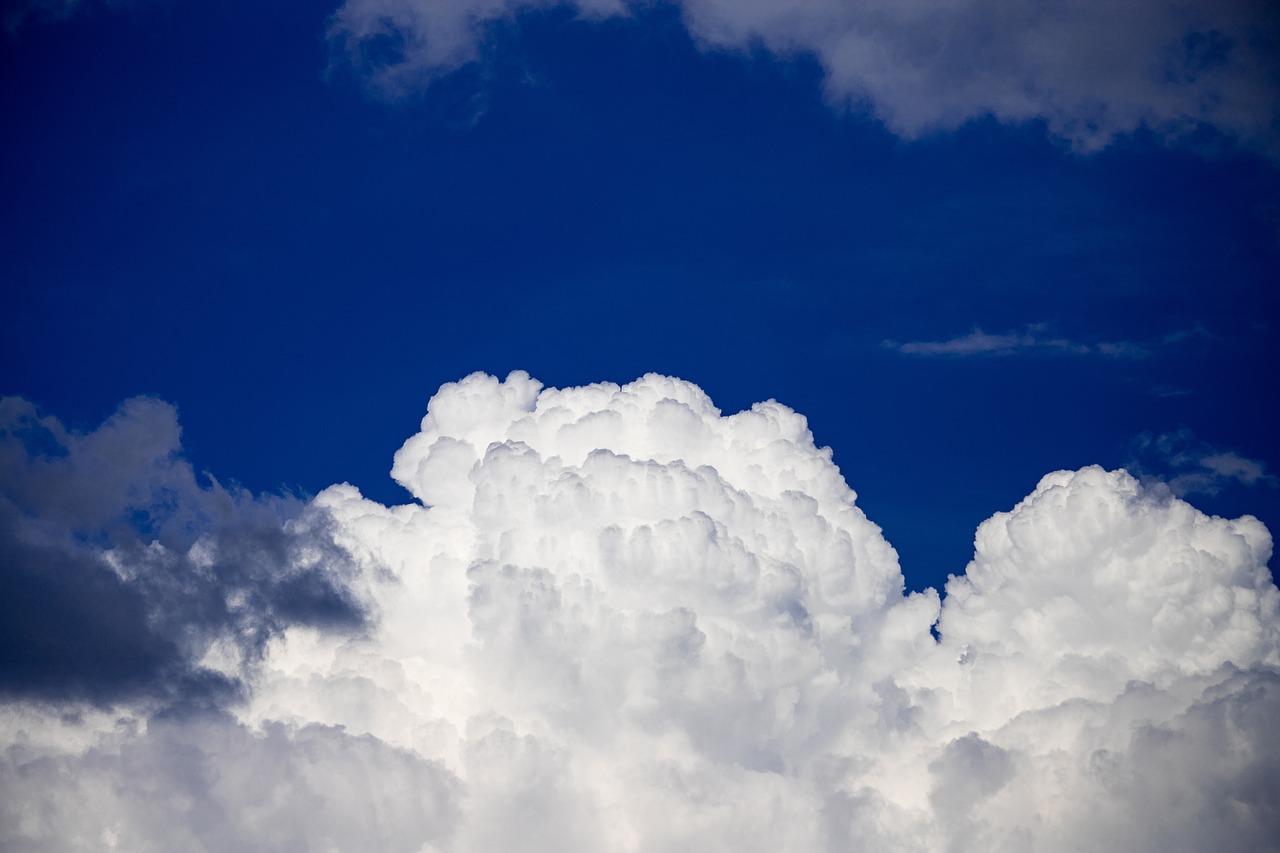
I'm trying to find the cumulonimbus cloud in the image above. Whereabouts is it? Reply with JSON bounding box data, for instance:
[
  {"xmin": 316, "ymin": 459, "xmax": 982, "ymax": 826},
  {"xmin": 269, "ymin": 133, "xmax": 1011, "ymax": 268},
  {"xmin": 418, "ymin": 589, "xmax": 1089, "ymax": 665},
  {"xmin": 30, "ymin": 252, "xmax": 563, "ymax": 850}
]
[
  {"xmin": 328, "ymin": 0, "xmax": 1280, "ymax": 156},
  {"xmin": 2, "ymin": 372, "xmax": 1278, "ymax": 851}
]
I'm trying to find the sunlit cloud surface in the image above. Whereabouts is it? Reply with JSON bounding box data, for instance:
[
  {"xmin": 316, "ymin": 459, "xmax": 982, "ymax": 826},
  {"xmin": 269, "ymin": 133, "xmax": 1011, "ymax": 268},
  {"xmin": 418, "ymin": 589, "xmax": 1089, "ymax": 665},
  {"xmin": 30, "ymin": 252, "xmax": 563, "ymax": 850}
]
[{"xmin": 3, "ymin": 374, "xmax": 1277, "ymax": 851}]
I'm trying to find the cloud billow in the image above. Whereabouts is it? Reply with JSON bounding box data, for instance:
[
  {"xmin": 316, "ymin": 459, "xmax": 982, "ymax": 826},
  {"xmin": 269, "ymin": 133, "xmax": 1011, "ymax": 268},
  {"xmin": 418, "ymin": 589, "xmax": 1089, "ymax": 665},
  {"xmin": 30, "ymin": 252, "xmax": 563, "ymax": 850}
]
[
  {"xmin": 2, "ymin": 373, "xmax": 1278, "ymax": 851},
  {"xmin": 329, "ymin": 0, "xmax": 1280, "ymax": 156}
]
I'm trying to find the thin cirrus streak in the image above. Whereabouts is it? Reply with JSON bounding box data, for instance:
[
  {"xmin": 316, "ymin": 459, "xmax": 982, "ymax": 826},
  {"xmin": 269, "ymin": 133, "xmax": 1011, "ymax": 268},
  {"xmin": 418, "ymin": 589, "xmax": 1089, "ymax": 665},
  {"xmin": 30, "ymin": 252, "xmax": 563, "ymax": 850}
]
[
  {"xmin": 884, "ymin": 326, "xmax": 1143, "ymax": 357},
  {"xmin": 1, "ymin": 372, "xmax": 1278, "ymax": 851},
  {"xmin": 883, "ymin": 323, "xmax": 1219, "ymax": 358}
]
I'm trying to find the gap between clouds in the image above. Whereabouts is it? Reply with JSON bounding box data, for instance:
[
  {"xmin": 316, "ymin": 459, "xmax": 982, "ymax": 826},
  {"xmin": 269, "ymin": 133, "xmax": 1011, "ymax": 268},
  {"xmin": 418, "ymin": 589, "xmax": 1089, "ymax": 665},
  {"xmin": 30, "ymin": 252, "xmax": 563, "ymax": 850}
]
[{"xmin": 2, "ymin": 372, "xmax": 1278, "ymax": 852}]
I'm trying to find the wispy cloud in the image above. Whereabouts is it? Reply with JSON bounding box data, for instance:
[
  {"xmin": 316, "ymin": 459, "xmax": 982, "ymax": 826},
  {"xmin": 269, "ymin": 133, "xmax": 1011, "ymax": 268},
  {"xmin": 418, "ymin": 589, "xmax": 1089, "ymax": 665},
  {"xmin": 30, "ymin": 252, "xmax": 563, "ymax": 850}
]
[
  {"xmin": 1129, "ymin": 428, "xmax": 1278, "ymax": 497},
  {"xmin": 883, "ymin": 324, "xmax": 1152, "ymax": 358},
  {"xmin": 5, "ymin": 0, "xmax": 98, "ymax": 32},
  {"xmin": 19, "ymin": 1, "xmax": 1278, "ymax": 156},
  {"xmin": 326, "ymin": 0, "xmax": 1280, "ymax": 157}
]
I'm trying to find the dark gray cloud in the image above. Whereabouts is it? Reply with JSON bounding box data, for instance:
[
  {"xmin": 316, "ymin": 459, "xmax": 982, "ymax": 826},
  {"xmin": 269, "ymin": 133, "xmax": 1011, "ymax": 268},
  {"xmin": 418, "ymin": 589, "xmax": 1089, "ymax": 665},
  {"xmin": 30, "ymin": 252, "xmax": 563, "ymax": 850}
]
[{"xmin": 0, "ymin": 396, "xmax": 367, "ymax": 707}]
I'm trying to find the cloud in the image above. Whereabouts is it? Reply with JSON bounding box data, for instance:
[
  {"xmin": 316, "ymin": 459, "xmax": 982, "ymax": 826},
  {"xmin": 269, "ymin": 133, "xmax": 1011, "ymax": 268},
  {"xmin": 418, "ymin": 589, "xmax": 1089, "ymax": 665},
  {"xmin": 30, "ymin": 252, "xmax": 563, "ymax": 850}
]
[
  {"xmin": 3, "ymin": 0, "xmax": 119, "ymax": 32},
  {"xmin": 19, "ymin": 0, "xmax": 1276, "ymax": 155},
  {"xmin": 1202, "ymin": 451, "xmax": 1275, "ymax": 485},
  {"xmin": 0, "ymin": 711, "xmax": 462, "ymax": 853},
  {"xmin": 884, "ymin": 324, "xmax": 1150, "ymax": 357},
  {"xmin": 0, "ymin": 396, "xmax": 367, "ymax": 707},
  {"xmin": 1129, "ymin": 428, "xmax": 1278, "ymax": 497},
  {"xmin": 3, "ymin": 373, "xmax": 1278, "ymax": 851},
  {"xmin": 329, "ymin": 0, "xmax": 1280, "ymax": 156}
]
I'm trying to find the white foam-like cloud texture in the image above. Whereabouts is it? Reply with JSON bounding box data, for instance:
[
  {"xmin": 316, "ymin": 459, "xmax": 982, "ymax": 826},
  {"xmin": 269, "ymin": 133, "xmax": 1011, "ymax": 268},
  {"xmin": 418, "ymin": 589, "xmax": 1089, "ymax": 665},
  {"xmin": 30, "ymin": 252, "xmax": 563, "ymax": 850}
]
[
  {"xmin": 3, "ymin": 373, "xmax": 1278, "ymax": 851},
  {"xmin": 329, "ymin": 0, "xmax": 1280, "ymax": 155}
]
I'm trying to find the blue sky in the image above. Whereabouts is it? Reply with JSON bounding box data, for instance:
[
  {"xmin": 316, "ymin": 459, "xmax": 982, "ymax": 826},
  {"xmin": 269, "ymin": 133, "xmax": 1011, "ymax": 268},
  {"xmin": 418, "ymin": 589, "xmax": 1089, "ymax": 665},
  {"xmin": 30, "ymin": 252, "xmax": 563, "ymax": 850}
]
[
  {"xmin": 3, "ymin": 2, "xmax": 1280, "ymax": 850},
  {"xmin": 5, "ymin": 0, "xmax": 1276, "ymax": 592}
]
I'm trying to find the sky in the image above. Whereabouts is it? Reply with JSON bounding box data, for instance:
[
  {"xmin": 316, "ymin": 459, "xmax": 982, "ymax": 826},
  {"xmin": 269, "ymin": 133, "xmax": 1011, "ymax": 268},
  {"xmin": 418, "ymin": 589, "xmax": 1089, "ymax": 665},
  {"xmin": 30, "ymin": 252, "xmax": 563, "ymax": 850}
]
[{"xmin": 2, "ymin": 0, "xmax": 1279, "ymax": 850}]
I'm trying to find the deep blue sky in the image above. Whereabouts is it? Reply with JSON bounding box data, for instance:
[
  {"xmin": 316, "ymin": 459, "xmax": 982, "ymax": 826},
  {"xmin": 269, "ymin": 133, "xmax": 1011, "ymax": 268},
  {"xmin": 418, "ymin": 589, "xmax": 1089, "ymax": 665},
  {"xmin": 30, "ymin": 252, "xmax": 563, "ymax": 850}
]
[{"xmin": 3, "ymin": 0, "xmax": 1278, "ymax": 592}]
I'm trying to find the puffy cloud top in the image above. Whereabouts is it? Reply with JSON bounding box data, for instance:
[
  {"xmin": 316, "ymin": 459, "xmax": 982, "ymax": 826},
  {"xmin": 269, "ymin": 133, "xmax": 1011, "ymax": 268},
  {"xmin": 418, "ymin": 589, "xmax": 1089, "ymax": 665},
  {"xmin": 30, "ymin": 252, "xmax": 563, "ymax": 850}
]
[
  {"xmin": 329, "ymin": 0, "xmax": 1280, "ymax": 156},
  {"xmin": 3, "ymin": 373, "xmax": 1278, "ymax": 851}
]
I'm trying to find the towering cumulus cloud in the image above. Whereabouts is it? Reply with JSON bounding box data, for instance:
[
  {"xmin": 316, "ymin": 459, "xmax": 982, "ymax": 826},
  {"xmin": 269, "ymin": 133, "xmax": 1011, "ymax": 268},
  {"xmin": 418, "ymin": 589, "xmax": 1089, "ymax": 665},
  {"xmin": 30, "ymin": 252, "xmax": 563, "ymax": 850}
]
[
  {"xmin": 330, "ymin": 0, "xmax": 1280, "ymax": 155},
  {"xmin": 3, "ymin": 373, "xmax": 1278, "ymax": 851}
]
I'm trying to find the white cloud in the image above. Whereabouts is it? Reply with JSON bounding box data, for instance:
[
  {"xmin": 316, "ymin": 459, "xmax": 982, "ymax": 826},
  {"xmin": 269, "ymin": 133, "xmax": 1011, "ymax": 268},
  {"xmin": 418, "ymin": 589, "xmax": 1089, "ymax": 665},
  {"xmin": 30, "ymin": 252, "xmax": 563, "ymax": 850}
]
[
  {"xmin": 329, "ymin": 0, "xmax": 1280, "ymax": 155},
  {"xmin": 0, "ymin": 713, "xmax": 461, "ymax": 853},
  {"xmin": 3, "ymin": 373, "xmax": 1278, "ymax": 851}
]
